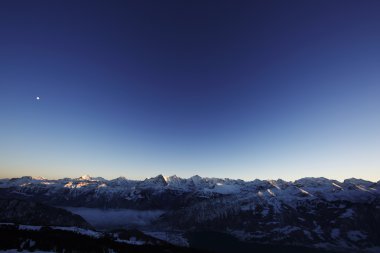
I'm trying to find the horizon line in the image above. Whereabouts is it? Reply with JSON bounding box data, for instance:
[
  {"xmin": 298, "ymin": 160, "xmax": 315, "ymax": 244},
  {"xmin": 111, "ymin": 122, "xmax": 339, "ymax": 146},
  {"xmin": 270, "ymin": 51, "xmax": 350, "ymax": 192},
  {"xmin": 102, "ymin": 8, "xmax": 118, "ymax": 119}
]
[{"xmin": 1, "ymin": 174, "xmax": 379, "ymax": 184}]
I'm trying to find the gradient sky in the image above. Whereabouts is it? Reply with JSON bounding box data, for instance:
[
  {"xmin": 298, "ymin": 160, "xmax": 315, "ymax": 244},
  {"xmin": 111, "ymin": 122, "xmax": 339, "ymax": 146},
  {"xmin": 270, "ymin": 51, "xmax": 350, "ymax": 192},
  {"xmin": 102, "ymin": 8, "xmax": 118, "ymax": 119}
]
[{"xmin": 1, "ymin": 0, "xmax": 380, "ymax": 181}]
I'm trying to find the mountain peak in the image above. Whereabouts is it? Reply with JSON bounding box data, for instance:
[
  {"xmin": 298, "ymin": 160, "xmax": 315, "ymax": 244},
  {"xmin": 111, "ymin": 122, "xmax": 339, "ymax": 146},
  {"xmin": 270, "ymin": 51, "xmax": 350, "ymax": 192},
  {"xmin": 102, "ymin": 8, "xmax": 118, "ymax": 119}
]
[
  {"xmin": 32, "ymin": 176, "xmax": 46, "ymax": 180},
  {"xmin": 79, "ymin": 175, "xmax": 92, "ymax": 180},
  {"xmin": 143, "ymin": 174, "xmax": 168, "ymax": 186},
  {"xmin": 190, "ymin": 175, "xmax": 202, "ymax": 181}
]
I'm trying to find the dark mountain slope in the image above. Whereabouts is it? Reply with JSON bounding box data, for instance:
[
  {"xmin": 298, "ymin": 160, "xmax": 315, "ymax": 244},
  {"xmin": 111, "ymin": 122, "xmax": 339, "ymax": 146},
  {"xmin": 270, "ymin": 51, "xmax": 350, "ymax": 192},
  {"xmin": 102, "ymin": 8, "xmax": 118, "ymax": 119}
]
[{"xmin": 0, "ymin": 198, "xmax": 93, "ymax": 229}]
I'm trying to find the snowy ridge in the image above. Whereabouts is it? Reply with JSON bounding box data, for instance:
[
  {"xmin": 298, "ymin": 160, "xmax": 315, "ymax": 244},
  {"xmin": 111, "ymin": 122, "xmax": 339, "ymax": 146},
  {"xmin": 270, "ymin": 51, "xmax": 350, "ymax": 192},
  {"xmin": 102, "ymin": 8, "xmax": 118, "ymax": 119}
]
[{"xmin": 1, "ymin": 175, "xmax": 378, "ymax": 203}]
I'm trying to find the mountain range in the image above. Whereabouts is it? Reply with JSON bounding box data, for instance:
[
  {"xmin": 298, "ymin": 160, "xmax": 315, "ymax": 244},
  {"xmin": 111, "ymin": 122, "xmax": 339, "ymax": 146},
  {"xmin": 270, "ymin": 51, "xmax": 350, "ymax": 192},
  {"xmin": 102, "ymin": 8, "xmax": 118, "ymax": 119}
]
[{"xmin": 1, "ymin": 175, "xmax": 379, "ymax": 253}]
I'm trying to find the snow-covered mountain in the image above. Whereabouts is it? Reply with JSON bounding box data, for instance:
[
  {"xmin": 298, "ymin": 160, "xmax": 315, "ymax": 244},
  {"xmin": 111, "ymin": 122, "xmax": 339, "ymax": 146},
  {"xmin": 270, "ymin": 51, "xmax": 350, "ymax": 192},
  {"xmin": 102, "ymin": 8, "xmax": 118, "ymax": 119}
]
[
  {"xmin": 1, "ymin": 175, "xmax": 380, "ymax": 252},
  {"xmin": 1, "ymin": 175, "xmax": 378, "ymax": 203},
  {"xmin": 0, "ymin": 175, "xmax": 379, "ymax": 209}
]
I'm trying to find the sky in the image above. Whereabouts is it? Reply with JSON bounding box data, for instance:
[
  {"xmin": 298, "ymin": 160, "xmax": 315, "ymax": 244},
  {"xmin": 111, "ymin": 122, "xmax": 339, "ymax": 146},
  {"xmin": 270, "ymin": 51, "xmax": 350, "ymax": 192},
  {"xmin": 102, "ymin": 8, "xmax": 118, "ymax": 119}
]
[{"xmin": 0, "ymin": 0, "xmax": 379, "ymax": 181}]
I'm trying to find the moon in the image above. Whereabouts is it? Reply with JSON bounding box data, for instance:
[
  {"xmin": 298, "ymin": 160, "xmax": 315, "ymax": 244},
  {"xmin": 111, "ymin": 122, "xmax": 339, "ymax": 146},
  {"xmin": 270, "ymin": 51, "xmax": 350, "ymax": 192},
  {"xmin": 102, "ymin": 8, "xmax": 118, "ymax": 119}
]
[{"xmin": 36, "ymin": 96, "xmax": 40, "ymax": 100}]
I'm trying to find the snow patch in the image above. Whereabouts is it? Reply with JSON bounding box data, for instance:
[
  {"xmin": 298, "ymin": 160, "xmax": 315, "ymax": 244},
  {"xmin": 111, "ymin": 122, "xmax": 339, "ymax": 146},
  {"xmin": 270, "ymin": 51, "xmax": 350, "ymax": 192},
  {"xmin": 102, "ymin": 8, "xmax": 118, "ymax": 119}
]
[
  {"xmin": 347, "ymin": 230, "xmax": 367, "ymax": 241},
  {"xmin": 19, "ymin": 225, "xmax": 42, "ymax": 231},
  {"xmin": 272, "ymin": 226, "xmax": 300, "ymax": 234},
  {"xmin": 340, "ymin": 208, "xmax": 355, "ymax": 219},
  {"xmin": 208, "ymin": 183, "xmax": 241, "ymax": 194},
  {"xmin": 116, "ymin": 237, "xmax": 145, "ymax": 245},
  {"xmin": 331, "ymin": 228, "xmax": 340, "ymax": 239},
  {"xmin": 144, "ymin": 231, "xmax": 189, "ymax": 247},
  {"xmin": 50, "ymin": 226, "xmax": 102, "ymax": 238}
]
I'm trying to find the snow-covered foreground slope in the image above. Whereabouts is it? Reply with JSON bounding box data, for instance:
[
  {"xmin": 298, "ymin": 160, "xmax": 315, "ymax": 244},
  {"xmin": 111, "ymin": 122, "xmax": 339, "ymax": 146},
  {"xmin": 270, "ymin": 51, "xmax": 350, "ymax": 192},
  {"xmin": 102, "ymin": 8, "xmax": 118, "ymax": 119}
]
[
  {"xmin": 0, "ymin": 223, "xmax": 201, "ymax": 253},
  {"xmin": 1, "ymin": 175, "xmax": 380, "ymax": 252},
  {"xmin": 0, "ymin": 250, "xmax": 55, "ymax": 253}
]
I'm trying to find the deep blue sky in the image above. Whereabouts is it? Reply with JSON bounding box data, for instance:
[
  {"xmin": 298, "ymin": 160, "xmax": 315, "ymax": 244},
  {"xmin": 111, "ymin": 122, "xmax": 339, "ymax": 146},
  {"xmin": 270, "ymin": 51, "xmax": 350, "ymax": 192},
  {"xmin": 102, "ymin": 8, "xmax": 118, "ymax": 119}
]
[{"xmin": 1, "ymin": 0, "xmax": 379, "ymax": 180}]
